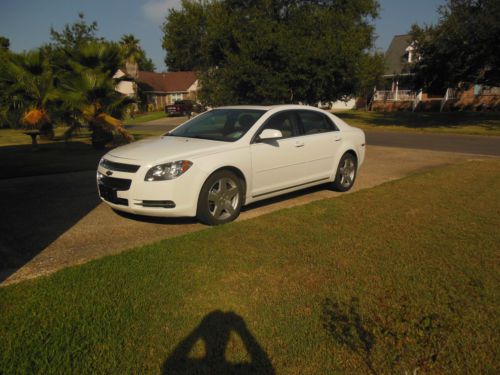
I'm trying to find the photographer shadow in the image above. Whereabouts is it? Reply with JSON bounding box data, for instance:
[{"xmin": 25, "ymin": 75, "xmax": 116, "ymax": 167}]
[{"xmin": 162, "ymin": 310, "xmax": 275, "ymax": 375}]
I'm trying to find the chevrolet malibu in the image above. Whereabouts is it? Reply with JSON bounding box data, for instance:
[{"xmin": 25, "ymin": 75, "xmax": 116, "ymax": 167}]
[{"xmin": 97, "ymin": 105, "xmax": 365, "ymax": 225}]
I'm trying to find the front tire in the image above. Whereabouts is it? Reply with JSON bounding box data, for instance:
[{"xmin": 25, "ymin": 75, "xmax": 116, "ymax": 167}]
[
  {"xmin": 197, "ymin": 170, "xmax": 243, "ymax": 225},
  {"xmin": 331, "ymin": 153, "xmax": 357, "ymax": 192}
]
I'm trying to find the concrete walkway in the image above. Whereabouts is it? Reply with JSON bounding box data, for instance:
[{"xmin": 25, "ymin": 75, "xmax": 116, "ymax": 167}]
[{"xmin": 1, "ymin": 146, "xmax": 492, "ymax": 286}]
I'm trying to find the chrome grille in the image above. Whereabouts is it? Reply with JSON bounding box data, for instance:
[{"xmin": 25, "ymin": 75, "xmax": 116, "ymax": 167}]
[{"xmin": 100, "ymin": 159, "xmax": 140, "ymax": 173}]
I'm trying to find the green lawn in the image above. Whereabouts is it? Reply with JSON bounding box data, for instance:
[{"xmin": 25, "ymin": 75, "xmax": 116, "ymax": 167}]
[
  {"xmin": 0, "ymin": 127, "xmax": 164, "ymax": 179},
  {"xmin": 1, "ymin": 160, "xmax": 499, "ymax": 374},
  {"xmin": 0, "ymin": 109, "xmax": 167, "ymax": 147},
  {"xmin": 336, "ymin": 110, "xmax": 500, "ymax": 136},
  {"xmin": 125, "ymin": 111, "xmax": 167, "ymax": 125}
]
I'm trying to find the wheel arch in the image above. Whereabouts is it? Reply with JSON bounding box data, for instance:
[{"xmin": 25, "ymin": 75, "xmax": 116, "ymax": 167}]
[
  {"xmin": 208, "ymin": 166, "xmax": 248, "ymax": 204},
  {"xmin": 330, "ymin": 147, "xmax": 359, "ymax": 181},
  {"xmin": 343, "ymin": 149, "xmax": 358, "ymax": 163}
]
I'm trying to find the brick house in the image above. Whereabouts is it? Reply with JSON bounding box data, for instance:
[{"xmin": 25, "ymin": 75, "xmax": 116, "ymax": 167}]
[
  {"xmin": 114, "ymin": 68, "xmax": 199, "ymax": 111},
  {"xmin": 136, "ymin": 71, "xmax": 199, "ymax": 111}
]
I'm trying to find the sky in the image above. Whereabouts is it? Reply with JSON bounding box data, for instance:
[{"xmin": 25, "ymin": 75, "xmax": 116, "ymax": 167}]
[{"xmin": 0, "ymin": 0, "xmax": 444, "ymax": 71}]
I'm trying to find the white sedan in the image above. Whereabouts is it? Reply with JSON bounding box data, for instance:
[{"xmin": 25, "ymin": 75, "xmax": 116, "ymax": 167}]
[{"xmin": 97, "ymin": 105, "xmax": 365, "ymax": 225}]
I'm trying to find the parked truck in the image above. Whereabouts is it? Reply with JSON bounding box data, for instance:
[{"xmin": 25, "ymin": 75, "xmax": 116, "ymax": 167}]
[{"xmin": 165, "ymin": 100, "xmax": 204, "ymax": 117}]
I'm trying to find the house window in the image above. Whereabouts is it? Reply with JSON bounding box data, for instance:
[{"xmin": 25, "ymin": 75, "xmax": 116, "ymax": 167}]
[{"xmin": 171, "ymin": 93, "xmax": 183, "ymax": 102}]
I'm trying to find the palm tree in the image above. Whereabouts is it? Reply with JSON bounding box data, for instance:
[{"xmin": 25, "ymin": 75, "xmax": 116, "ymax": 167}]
[
  {"xmin": 2, "ymin": 49, "xmax": 58, "ymax": 138},
  {"xmin": 120, "ymin": 34, "xmax": 142, "ymax": 63},
  {"xmin": 60, "ymin": 42, "xmax": 134, "ymax": 148},
  {"xmin": 120, "ymin": 34, "xmax": 141, "ymax": 77}
]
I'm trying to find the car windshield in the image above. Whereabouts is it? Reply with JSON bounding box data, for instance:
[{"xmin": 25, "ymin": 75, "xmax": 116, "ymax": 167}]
[{"xmin": 167, "ymin": 109, "xmax": 266, "ymax": 142}]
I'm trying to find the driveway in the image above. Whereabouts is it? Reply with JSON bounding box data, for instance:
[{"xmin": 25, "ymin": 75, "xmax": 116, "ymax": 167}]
[{"xmin": 0, "ymin": 145, "xmax": 492, "ymax": 286}]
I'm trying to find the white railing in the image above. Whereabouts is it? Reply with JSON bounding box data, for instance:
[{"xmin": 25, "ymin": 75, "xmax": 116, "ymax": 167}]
[
  {"xmin": 440, "ymin": 88, "xmax": 457, "ymax": 112},
  {"xmin": 373, "ymin": 90, "xmax": 416, "ymax": 102},
  {"xmin": 413, "ymin": 90, "xmax": 423, "ymax": 112}
]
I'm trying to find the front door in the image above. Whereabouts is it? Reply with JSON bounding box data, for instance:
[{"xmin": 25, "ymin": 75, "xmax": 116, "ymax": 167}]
[{"xmin": 250, "ymin": 111, "xmax": 305, "ymax": 197}]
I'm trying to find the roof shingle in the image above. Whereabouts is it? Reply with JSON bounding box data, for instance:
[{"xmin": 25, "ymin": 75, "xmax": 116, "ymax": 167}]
[
  {"xmin": 384, "ymin": 34, "xmax": 411, "ymax": 76},
  {"xmin": 137, "ymin": 71, "xmax": 197, "ymax": 93}
]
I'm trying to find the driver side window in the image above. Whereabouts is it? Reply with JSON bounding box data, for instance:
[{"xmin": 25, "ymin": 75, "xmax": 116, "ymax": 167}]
[{"xmin": 260, "ymin": 111, "xmax": 298, "ymax": 139}]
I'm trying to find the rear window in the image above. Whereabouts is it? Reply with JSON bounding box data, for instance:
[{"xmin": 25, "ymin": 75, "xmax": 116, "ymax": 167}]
[{"xmin": 297, "ymin": 111, "xmax": 336, "ymax": 134}]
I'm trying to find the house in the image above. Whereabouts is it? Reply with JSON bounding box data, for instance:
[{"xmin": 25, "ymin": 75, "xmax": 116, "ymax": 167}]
[
  {"xmin": 114, "ymin": 69, "xmax": 136, "ymax": 97},
  {"xmin": 371, "ymin": 33, "xmax": 500, "ymax": 111},
  {"xmin": 136, "ymin": 71, "xmax": 198, "ymax": 111},
  {"xmin": 384, "ymin": 34, "xmax": 414, "ymax": 80},
  {"xmin": 114, "ymin": 67, "xmax": 199, "ymax": 111}
]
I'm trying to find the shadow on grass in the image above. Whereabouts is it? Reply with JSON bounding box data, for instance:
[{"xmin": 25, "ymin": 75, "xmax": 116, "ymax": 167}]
[
  {"xmin": 322, "ymin": 298, "xmax": 377, "ymax": 374},
  {"xmin": 321, "ymin": 296, "xmax": 452, "ymax": 374},
  {"xmin": 162, "ymin": 310, "xmax": 275, "ymax": 375},
  {"xmin": 0, "ymin": 141, "xmax": 108, "ymax": 179}
]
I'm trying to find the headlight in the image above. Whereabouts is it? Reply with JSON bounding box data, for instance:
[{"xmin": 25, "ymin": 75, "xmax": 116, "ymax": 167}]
[{"xmin": 145, "ymin": 160, "xmax": 193, "ymax": 181}]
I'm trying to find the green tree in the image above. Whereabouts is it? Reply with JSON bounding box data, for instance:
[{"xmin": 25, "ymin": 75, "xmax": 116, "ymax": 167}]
[
  {"xmin": 354, "ymin": 52, "xmax": 386, "ymax": 109},
  {"xmin": 59, "ymin": 42, "xmax": 134, "ymax": 148},
  {"xmin": 50, "ymin": 12, "xmax": 103, "ymax": 50},
  {"xmin": 410, "ymin": 0, "xmax": 500, "ymax": 91},
  {"xmin": 162, "ymin": 0, "xmax": 207, "ymax": 71},
  {"xmin": 162, "ymin": 0, "xmax": 381, "ymax": 105},
  {"xmin": 120, "ymin": 34, "xmax": 156, "ymax": 72},
  {"xmin": 0, "ymin": 49, "xmax": 23, "ymax": 128},
  {"xmin": 0, "ymin": 36, "xmax": 10, "ymax": 51},
  {"xmin": 0, "ymin": 49, "xmax": 59, "ymax": 137}
]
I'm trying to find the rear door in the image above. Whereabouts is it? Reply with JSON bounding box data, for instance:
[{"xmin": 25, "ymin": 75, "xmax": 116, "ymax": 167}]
[{"xmin": 294, "ymin": 110, "xmax": 342, "ymax": 181}]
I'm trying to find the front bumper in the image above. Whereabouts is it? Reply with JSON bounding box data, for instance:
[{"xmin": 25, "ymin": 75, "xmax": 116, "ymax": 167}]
[{"xmin": 97, "ymin": 156, "xmax": 208, "ymax": 217}]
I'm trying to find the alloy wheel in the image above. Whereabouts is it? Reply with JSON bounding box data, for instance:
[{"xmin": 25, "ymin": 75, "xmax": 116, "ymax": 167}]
[{"xmin": 207, "ymin": 177, "xmax": 240, "ymax": 220}]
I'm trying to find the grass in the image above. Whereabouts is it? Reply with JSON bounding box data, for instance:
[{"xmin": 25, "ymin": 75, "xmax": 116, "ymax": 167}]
[
  {"xmin": 0, "ymin": 109, "xmax": 168, "ymax": 147},
  {"xmin": 336, "ymin": 110, "xmax": 500, "ymax": 136},
  {"xmin": 1, "ymin": 160, "xmax": 499, "ymax": 374},
  {"xmin": 0, "ymin": 127, "xmax": 78, "ymax": 147},
  {"xmin": 125, "ymin": 111, "xmax": 167, "ymax": 125},
  {"xmin": 0, "ymin": 128, "xmax": 165, "ymax": 179}
]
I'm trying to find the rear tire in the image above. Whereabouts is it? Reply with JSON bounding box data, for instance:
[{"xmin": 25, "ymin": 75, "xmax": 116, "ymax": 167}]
[
  {"xmin": 331, "ymin": 153, "xmax": 357, "ymax": 192},
  {"xmin": 197, "ymin": 170, "xmax": 243, "ymax": 225}
]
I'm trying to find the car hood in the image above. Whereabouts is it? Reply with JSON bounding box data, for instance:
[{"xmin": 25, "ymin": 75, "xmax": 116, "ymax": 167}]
[{"xmin": 107, "ymin": 136, "xmax": 231, "ymax": 163}]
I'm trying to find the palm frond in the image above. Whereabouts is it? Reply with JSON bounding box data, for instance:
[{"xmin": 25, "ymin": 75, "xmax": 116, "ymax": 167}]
[{"xmin": 95, "ymin": 113, "xmax": 134, "ymax": 142}]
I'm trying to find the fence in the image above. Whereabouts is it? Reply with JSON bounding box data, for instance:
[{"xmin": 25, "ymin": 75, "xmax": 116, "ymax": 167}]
[{"xmin": 373, "ymin": 90, "xmax": 416, "ymax": 101}]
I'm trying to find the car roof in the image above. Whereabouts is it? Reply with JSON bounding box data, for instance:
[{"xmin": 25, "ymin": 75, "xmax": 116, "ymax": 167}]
[{"xmin": 213, "ymin": 104, "xmax": 325, "ymax": 112}]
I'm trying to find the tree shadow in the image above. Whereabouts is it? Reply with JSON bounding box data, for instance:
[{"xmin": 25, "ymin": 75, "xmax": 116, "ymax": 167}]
[
  {"xmin": 162, "ymin": 310, "xmax": 275, "ymax": 375},
  {"xmin": 321, "ymin": 296, "xmax": 455, "ymax": 374},
  {"xmin": 321, "ymin": 298, "xmax": 377, "ymax": 375}
]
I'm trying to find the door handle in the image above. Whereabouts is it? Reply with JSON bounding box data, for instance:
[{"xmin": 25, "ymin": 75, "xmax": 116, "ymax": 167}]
[
  {"xmin": 295, "ymin": 141, "xmax": 305, "ymax": 147},
  {"xmin": 334, "ymin": 137, "xmax": 342, "ymax": 142}
]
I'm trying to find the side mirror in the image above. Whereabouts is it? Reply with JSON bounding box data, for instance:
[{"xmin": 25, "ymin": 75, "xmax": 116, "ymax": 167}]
[{"xmin": 258, "ymin": 128, "xmax": 283, "ymax": 141}]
